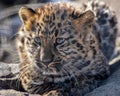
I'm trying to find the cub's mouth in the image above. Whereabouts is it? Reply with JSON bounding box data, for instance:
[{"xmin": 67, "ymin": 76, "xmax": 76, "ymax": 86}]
[
  {"xmin": 36, "ymin": 60, "xmax": 68, "ymax": 76},
  {"xmin": 33, "ymin": 64, "xmax": 76, "ymax": 84},
  {"xmin": 30, "ymin": 75, "xmax": 76, "ymax": 94},
  {"xmin": 28, "ymin": 60, "xmax": 79, "ymax": 94}
]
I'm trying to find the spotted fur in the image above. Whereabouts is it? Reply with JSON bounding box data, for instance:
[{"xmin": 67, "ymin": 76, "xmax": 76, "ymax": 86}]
[{"xmin": 16, "ymin": 1, "xmax": 115, "ymax": 95}]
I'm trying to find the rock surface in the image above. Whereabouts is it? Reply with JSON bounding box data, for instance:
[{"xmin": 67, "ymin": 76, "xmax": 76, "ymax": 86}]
[
  {"xmin": 0, "ymin": 89, "xmax": 40, "ymax": 96},
  {"xmin": 0, "ymin": 62, "xmax": 41, "ymax": 96},
  {"xmin": 85, "ymin": 61, "xmax": 120, "ymax": 96},
  {"xmin": 0, "ymin": 62, "xmax": 19, "ymax": 77},
  {"xmin": 85, "ymin": 82, "xmax": 120, "ymax": 96}
]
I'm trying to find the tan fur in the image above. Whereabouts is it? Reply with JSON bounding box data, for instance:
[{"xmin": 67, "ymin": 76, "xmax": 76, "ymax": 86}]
[{"xmin": 16, "ymin": 2, "xmax": 112, "ymax": 96}]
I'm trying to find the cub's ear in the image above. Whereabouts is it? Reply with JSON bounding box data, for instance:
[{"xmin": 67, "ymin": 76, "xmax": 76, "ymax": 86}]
[
  {"xmin": 19, "ymin": 7, "xmax": 36, "ymax": 24},
  {"xmin": 73, "ymin": 10, "xmax": 95, "ymax": 27}
]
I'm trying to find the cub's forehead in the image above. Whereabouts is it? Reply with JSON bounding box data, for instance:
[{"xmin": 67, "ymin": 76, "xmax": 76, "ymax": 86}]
[
  {"xmin": 36, "ymin": 3, "xmax": 73, "ymax": 17},
  {"xmin": 32, "ymin": 4, "xmax": 76, "ymax": 36},
  {"xmin": 34, "ymin": 3, "xmax": 86, "ymax": 23},
  {"xmin": 35, "ymin": 3, "xmax": 74, "ymax": 25}
]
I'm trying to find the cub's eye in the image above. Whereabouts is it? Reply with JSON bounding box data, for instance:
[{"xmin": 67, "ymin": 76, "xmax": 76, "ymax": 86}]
[
  {"xmin": 34, "ymin": 37, "xmax": 41, "ymax": 45},
  {"xmin": 56, "ymin": 38, "xmax": 65, "ymax": 44}
]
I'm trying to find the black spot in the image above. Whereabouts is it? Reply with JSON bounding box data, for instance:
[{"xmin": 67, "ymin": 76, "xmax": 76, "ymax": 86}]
[
  {"xmin": 65, "ymin": 79, "xmax": 70, "ymax": 84},
  {"xmin": 79, "ymin": 34, "xmax": 82, "ymax": 38},
  {"xmin": 55, "ymin": 29, "xmax": 59, "ymax": 37},
  {"xmin": 61, "ymin": 10, "xmax": 67, "ymax": 20},
  {"xmin": 100, "ymin": 12, "xmax": 109, "ymax": 18},
  {"xmin": 104, "ymin": 13, "xmax": 108, "ymax": 18},
  {"xmin": 29, "ymin": 34, "xmax": 32, "ymax": 37},
  {"xmin": 36, "ymin": 23, "xmax": 40, "ymax": 26},
  {"xmin": 114, "ymin": 28, "xmax": 118, "ymax": 33},
  {"xmin": 75, "ymin": 42, "xmax": 83, "ymax": 49},
  {"xmin": 90, "ymin": 46, "xmax": 94, "ymax": 49},
  {"xmin": 90, "ymin": 40, "xmax": 95, "ymax": 44},
  {"xmin": 41, "ymin": 23, "xmax": 44, "ymax": 26},
  {"xmin": 109, "ymin": 17, "xmax": 117, "ymax": 27},
  {"xmin": 46, "ymin": 15, "xmax": 49, "ymax": 19},
  {"xmin": 21, "ymin": 14, "xmax": 27, "ymax": 21},
  {"xmin": 86, "ymin": 60, "xmax": 90, "ymax": 65},
  {"xmin": 90, "ymin": 46, "xmax": 97, "ymax": 56},
  {"xmin": 52, "ymin": 14, "xmax": 55, "ymax": 20},
  {"xmin": 96, "ymin": 32, "xmax": 101, "ymax": 43},
  {"xmin": 21, "ymin": 28, "xmax": 24, "ymax": 31},
  {"xmin": 31, "ymin": 20, "xmax": 35, "ymax": 25},
  {"xmin": 93, "ymin": 49, "xmax": 97, "ymax": 55},
  {"xmin": 38, "ymin": 28, "xmax": 41, "ymax": 32},
  {"xmin": 27, "ymin": 37, "xmax": 31, "ymax": 41},
  {"xmin": 69, "ymin": 35, "xmax": 74, "ymax": 39},
  {"xmin": 68, "ymin": 21, "xmax": 72, "ymax": 25},
  {"xmin": 31, "ymin": 26, "xmax": 36, "ymax": 32},
  {"xmin": 79, "ymin": 44, "xmax": 83, "ymax": 50},
  {"xmin": 71, "ymin": 40, "xmax": 77, "ymax": 44},
  {"xmin": 96, "ymin": 11, "xmax": 100, "ymax": 17},
  {"xmin": 0, "ymin": 51, "xmax": 10, "ymax": 61},
  {"xmin": 45, "ymin": 27, "xmax": 49, "ymax": 34},
  {"xmin": 58, "ymin": 23, "xmax": 62, "ymax": 27},
  {"xmin": 23, "ymin": 79, "xmax": 27, "ymax": 84},
  {"xmin": 97, "ymin": 18, "xmax": 106, "ymax": 25},
  {"xmin": 61, "ymin": 14, "xmax": 65, "ymax": 20},
  {"xmin": 71, "ymin": 11, "xmax": 79, "ymax": 19},
  {"xmin": 76, "ymin": 43, "xmax": 80, "ymax": 47},
  {"xmin": 41, "ymin": 31, "xmax": 45, "ymax": 35},
  {"xmin": 88, "ymin": 24, "xmax": 92, "ymax": 28},
  {"xmin": 82, "ymin": 50, "xmax": 85, "ymax": 53},
  {"xmin": 78, "ymin": 56, "xmax": 82, "ymax": 59},
  {"xmin": 72, "ymin": 51, "xmax": 77, "ymax": 54},
  {"xmin": 21, "ymin": 38, "xmax": 24, "ymax": 43}
]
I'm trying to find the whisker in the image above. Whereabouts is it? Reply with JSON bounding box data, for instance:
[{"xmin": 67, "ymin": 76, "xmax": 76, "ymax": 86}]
[
  {"xmin": 64, "ymin": 65, "xmax": 80, "ymax": 87},
  {"xmin": 9, "ymin": 33, "xmax": 19, "ymax": 39},
  {"xmin": 18, "ymin": 65, "xmax": 32, "ymax": 79},
  {"xmin": 34, "ymin": 87, "xmax": 39, "ymax": 94},
  {"xmin": 19, "ymin": 64, "xmax": 31, "ymax": 71},
  {"xmin": 14, "ymin": 78, "xmax": 21, "ymax": 91}
]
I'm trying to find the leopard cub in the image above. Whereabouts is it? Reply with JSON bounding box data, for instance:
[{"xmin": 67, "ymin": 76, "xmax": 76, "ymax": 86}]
[{"xmin": 16, "ymin": 1, "xmax": 116, "ymax": 95}]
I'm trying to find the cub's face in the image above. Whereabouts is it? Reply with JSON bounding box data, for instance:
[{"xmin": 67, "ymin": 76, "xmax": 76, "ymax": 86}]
[{"xmin": 18, "ymin": 5, "xmax": 95, "ymax": 78}]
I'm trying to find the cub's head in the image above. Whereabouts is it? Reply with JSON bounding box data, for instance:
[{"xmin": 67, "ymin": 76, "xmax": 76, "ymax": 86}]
[{"xmin": 18, "ymin": 3, "xmax": 95, "ymax": 85}]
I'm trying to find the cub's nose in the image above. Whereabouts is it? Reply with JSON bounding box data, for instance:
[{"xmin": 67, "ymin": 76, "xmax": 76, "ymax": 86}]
[
  {"xmin": 40, "ymin": 45, "xmax": 54, "ymax": 66},
  {"xmin": 40, "ymin": 52, "xmax": 54, "ymax": 66},
  {"xmin": 41, "ymin": 58, "xmax": 53, "ymax": 65}
]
